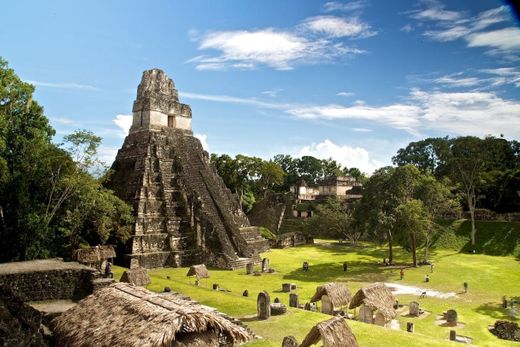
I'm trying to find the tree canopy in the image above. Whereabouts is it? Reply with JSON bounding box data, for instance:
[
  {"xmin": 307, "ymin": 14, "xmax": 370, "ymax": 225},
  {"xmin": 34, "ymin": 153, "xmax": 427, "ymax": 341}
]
[
  {"xmin": 393, "ymin": 135, "xmax": 520, "ymax": 246},
  {"xmin": 0, "ymin": 58, "xmax": 132, "ymax": 262}
]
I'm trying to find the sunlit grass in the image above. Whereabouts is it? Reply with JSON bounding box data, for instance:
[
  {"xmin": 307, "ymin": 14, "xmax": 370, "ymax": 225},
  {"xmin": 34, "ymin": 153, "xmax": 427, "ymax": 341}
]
[{"xmin": 113, "ymin": 239, "xmax": 520, "ymax": 346}]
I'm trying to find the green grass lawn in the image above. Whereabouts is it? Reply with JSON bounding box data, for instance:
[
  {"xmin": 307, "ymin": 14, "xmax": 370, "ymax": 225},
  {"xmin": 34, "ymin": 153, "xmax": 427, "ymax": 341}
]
[{"xmin": 113, "ymin": 238, "xmax": 520, "ymax": 346}]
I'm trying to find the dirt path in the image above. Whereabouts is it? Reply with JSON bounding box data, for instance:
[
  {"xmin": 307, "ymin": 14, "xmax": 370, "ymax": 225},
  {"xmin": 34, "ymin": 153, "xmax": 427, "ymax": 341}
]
[{"xmin": 385, "ymin": 282, "xmax": 457, "ymax": 299}]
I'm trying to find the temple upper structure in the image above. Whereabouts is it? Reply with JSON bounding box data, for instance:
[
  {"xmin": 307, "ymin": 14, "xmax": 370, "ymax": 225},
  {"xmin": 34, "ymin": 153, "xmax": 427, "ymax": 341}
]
[{"xmin": 130, "ymin": 69, "xmax": 192, "ymax": 133}]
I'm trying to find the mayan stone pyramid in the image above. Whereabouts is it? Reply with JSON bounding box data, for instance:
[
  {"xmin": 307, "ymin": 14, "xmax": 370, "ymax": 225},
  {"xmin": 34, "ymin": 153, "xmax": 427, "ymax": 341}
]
[{"xmin": 107, "ymin": 69, "xmax": 269, "ymax": 269}]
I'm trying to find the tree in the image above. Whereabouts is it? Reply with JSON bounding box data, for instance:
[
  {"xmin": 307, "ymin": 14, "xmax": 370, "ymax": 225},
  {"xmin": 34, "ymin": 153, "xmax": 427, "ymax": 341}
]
[
  {"xmin": 257, "ymin": 160, "xmax": 284, "ymax": 193},
  {"xmin": 0, "ymin": 58, "xmax": 133, "ymax": 261},
  {"xmin": 448, "ymin": 137, "xmax": 486, "ymax": 247},
  {"xmin": 415, "ymin": 175, "xmax": 459, "ymax": 260},
  {"xmin": 0, "ymin": 57, "xmax": 56, "ymax": 260},
  {"xmin": 297, "ymin": 156, "xmax": 325, "ymax": 185},
  {"xmin": 306, "ymin": 198, "xmax": 361, "ymax": 245},
  {"xmin": 355, "ymin": 164, "xmax": 453, "ymax": 265},
  {"xmin": 354, "ymin": 167, "xmax": 398, "ymax": 263},
  {"xmin": 394, "ymin": 135, "xmax": 520, "ymax": 247},
  {"xmin": 273, "ymin": 154, "xmax": 299, "ymax": 191},
  {"xmin": 392, "ymin": 137, "xmax": 450, "ymax": 177},
  {"xmin": 395, "ymin": 200, "xmax": 431, "ymax": 267}
]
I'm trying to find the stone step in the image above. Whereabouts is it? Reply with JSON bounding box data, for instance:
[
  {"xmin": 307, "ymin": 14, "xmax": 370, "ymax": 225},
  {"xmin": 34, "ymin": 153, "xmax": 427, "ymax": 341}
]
[
  {"xmin": 92, "ymin": 278, "xmax": 115, "ymax": 291},
  {"xmin": 227, "ymin": 257, "xmax": 258, "ymax": 270}
]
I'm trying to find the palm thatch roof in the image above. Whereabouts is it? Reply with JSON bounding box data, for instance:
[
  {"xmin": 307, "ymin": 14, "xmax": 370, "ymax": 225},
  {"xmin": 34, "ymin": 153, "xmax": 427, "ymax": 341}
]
[
  {"xmin": 72, "ymin": 245, "xmax": 116, "ymax": 264},
  {"xmin": 310, "ymin": 282, "xmax": 351, "ymax": 308},
  {"xmin": 300, "ymin": 316, "xmax": 359, "ymax": 347},
  {"xmin": 187, "ymin": 264, "xmax": 210, "ymax": 278},
  {"xmin": 348, "ymin": 283, "xmax": 396, "ymax": 319},
  {"xmin": 120, "ymin": 268, "xmax": 151, "ymax": 286},
  {"xmin": 51, "ymin": 283, "xmax": 252, "ymax": 347}
]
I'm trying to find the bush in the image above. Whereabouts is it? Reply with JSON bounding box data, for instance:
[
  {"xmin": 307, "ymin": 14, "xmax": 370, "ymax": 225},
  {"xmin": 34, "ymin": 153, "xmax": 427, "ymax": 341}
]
[{"xmin": 259, "ymin": 227, "xmax": 276, "ymax": 240}]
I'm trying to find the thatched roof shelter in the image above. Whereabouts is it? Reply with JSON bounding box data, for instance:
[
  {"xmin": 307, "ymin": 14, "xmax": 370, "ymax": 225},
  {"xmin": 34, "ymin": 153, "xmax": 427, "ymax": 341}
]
[
  {"xmin": 310, "ymin": 282, "xmax": 351, "ymax": 308},
  {"xmin": 51, "ymin": 283, "xmax": 252, "ymax": 347},
  {"xmin": 120, "ymin": 268, "xmax": 151, "ymax": 286},
  {"xmin": 187, "ymin": 264, "xmax": 210, "ymax": 278},
  {"xmin": 348, "ymin": 282, "xmax": 396, "ymax": 319},
  {"xmin": 72, "ymin": 245, "xmax": 116, "ymax": 264},
  {"xmin": 300, "ymin": 316, "xmax": 359, "ymax": 347}
]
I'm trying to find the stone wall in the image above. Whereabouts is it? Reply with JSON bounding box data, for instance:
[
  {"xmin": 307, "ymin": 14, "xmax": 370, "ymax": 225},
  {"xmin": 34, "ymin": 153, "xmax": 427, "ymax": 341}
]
[
  {"xmin": 440, "ymin": 208, "xmax": 520, "ymax": 221},
  {"xmin": 272, "ymin": 232, "xmax": 313, "ymax": 249},
  {"xmin": 0, "ymin": 285, "xmax": 48, "ymax": 346},
  {"xmin": 0, "ymin": 259, "xmax": 96, "ymax": 302}
]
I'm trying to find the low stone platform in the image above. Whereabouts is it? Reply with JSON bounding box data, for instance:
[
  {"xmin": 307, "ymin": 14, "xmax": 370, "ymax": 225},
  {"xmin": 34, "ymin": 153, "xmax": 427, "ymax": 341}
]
[
  {"xmin": 0, "ymin": 258, "xmax": 96, "ymax": 301},
  {"xmin": 28, "ymin": 299, "xmax": 77, "ymax": 325},
  {"xmin": 0, "ymin": 258, "xmax": 93, "ymax": 275}
]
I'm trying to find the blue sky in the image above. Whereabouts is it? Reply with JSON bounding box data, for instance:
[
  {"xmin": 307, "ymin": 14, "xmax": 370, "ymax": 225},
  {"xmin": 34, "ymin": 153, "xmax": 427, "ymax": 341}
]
[{"xmin": 2, "ymin": 0, "xmax": 520, "ymax": 173}]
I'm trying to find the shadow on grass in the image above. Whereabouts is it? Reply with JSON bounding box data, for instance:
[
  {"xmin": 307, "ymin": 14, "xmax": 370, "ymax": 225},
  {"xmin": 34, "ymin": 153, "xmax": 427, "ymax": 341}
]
[
  {"xmin": 312, "ymin": 241, "xmax": 442, "ymax": 264},
  {"xmin": 440, "ymin": 220, "xmax": 520, "ymax": 256},
  {"xmin": 474, "ymin": 302, "xmax": 519, "ymax": 321},
  {"xmin": 282, "ymin": 261, "xmax": 395, "ymax": 284}
]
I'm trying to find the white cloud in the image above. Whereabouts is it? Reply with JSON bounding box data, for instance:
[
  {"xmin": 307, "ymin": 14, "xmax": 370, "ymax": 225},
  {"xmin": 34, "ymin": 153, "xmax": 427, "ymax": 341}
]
[
  {"xmin": 351, "ymin": 127, "xmax": 372, "ymax": 132},
  {"xmin": 410, "ymin": 88, "xmax": 520, "ymax": 137},
  {"xmin": 323, "ymin": 1, "xmax": 367, "ymax": 12},
  {"xmin": 194, "ymin": 30, "xmax": 309, "ymax": 70},
  {"xmin": 424, "ymin": 26, "xmax": 471, "ymax": 41},
  {"xmin": 181, "ymin": 91, "xmax": 291, "ymax": 110},
  {"xmin": 96, "ymin": 146, "xmax": 119, "ymax": 165},
  {"xmin": 262, "ymin": 88, "xmax": 283, "ymax": 98},
  {"xmin": 400, "ymin": 23, "xmax": 414, "ymax": 33},
  {"xmin": 286, "ymin": 103, "xmax": 422, "ymax": 135},
  {"xmin": 408, "ymin": 3, "xmax": 518, "ymax": 57},
  {"xmin": 433, "ymin": 73, "xmax": 481, "ymax": 87},
  {"xmin": 182, "ymin": 86, "xmax": 520, "ymax": 139},
  {"xmin": 467, "ymin": 27, "xmax": 520, "ymax": 51},
  {"xmin": 480, "ymin": 67, "xmax": 520, "ymax": 87},
  {"xmin": 189, "ymin": 10, "xmax": 373, "ymax": 71},
  {"xmin": 337, "ymin": 91, "xmax": 354, "ymax": 97},
  {"xmin": 415, "ymin": 68, "xmax": 520, "ymax": 90},
  {"xmin": 51, "ymin": 117, "xmax": 77, "ymax": 125},
  {"xmin": 25, "ymin": 80, "xmax": 98, "ymax": 91},
  {"xmin": 303, "ymin": 16, "xmax": 376, "ymax": 38},
  {"xmin": 297, "ymin": 139, "xmax": 382, "ymax": 174},
  {"xmin": 194, "ymin": 133, "xmax": 209, "ymax": 151},
  {"xmin": 113, "ymin": 114, "xmax": 132, "ymax": 138},
  {"xmin": 412, "ymin": 6, "xmax": 462, "ymax": 22}
]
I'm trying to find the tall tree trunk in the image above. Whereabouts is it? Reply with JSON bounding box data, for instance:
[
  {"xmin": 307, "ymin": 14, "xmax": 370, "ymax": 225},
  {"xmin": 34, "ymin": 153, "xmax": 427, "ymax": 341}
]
[
  {"xmin": 470, "ymin": 207, "xmax": 476, "ymax": 246},
  {"xmin": 411, "ymin": 231, "xmax": 417, "ymax": 267},
  {"xmin": 387, "ymin": 230, "xmax": 393, "ymax": 264},
  {"xmin": 468, "ymin": 192, "xmax": 476, "ymax": 247},
  {"xmin": 424, "ymin": 236, "xmax": 430, "ymax": 261}
]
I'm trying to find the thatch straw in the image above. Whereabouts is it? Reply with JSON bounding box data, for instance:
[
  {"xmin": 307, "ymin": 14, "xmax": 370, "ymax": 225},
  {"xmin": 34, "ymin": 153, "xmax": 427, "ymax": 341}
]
[
  {"xmin": 51, "ymin": 283, "xmax": 252, "ymax": 347},
  {"xmin": 348, "ymin": 283, "xmax": 396, "ymax": 319},
  {"xmin": 310, "ymin": 282, "xmax": 351, "ymax": 308},
  {"xmin": 300, "ymin": 316, "xmax": 359, "ymax": 347},
  {"xmin": 187, "ymin": 264, "xmax": 210, "ymax": 278},
  {"xmin": 72, "ymin": 245, "xmax": 116, "ymax": 264},
  {"xmin": 120, "ymin": 268, "xmax": 151, "ymax": 286}
]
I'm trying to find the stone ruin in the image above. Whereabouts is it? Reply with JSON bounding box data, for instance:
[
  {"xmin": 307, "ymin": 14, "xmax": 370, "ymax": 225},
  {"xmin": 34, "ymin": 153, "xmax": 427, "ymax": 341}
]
[
  {"xmin": 409, "ymin": 301, "xmax": 420, "ymax": 317},
  {"xmin": 290, "ymin": 293, "xmax": 299, "ymax": 308},
  {"xmin": 282, "ymin": 336, "xmax": 299, "ymax": 347},
  {"xmin": 490, "ymin": 320, "xmax": 520, "ymax": 342},
  {"xmin": 257, "ymin": 291, "xmax": 271, "ymax": 320},
  {"xmin": 262, "ymin": 258, "xmax": 269, "ymax": 272},
  {"xmin": 445, "ymin": 309, "xmax": 458, "ymax": 326},
  {"xmin": 107, "ymin": 69, "xmax": 269, "ymax": 269}
]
